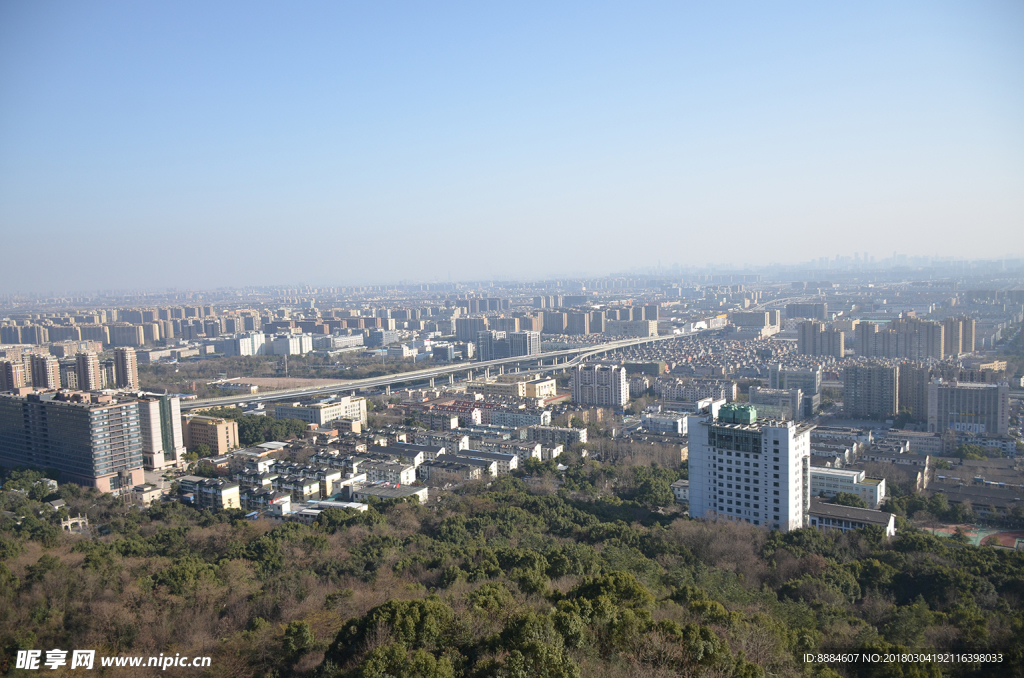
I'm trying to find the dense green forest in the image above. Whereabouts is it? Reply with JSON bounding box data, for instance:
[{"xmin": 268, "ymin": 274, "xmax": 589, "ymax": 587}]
[{"xmin": 2, "ymin": 463, "xmax": 1024, "ymax": 677}]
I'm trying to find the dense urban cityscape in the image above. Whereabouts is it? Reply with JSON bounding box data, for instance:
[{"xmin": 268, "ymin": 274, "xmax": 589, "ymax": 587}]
[
  {"xmin": 2, "ymin": 257, "xmax": 1024, "ymax": 676},
  {"xmin": 3, "ymin": 1, "xmax": 1024, "ymax": 676}
]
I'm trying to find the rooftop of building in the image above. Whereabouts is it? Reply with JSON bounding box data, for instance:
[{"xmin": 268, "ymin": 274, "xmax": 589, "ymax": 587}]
[
  {"xmin": 354, "ymin": 484, "xmax": 427, "ymax": 498},
  {"xmin": 808, "ymin": 498, "xmax": 894, "ymax": 525},
  {"xmin": 435, "ymin": 454, "xmax": 494, "ymax": 467},
  {"xmin": 928, "ymin": 482, "xmax": 1023, "ymax": 507},
  {"xmin": 810, "ymin": 468, "xmax": 865, "ymax": 479},
  {"xmin": 456, "ymin": 449, "xmax": 516, "ymax": 460}
]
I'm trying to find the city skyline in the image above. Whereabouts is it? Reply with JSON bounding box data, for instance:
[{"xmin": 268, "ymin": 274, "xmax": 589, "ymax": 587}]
[
  {"xmin": 2, "ymin": 252, "xmax": 1023, "ymax": 300},
  {"xmin": 2, "ymin": 1, "xmax": 1022, "ymax": 293}
]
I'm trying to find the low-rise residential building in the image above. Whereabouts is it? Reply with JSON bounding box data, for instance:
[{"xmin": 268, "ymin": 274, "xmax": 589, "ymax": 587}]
[
  {"xmin": 541, "ymin": 444, "xmax": 564, "ymax": 461},
  {"xmin": 180, "ymin": 477, "xmax": 241, "ymax": 511},
  {"xmin": 418, "ymin": 458, "xmax": 482, "ymax": 482},
  {"xmin": 881, "ymin": 429, "xmax": 944, "ymax": 456},
  {"xmin": 242, "ymin": 488, "xmax": 292, "ymax": 512},
  {"xmin": 525, "ymin": 425, "xmax": 587, "ymax": 447},
  {"xmin": 345, "ymin": 456, "xmax": 417, "ymax": 485},
  {"xmin": 413, "ymin": 431, "xmax": 469, "ymax": 450},
  {"xmin": 490, "ymin": 408, "xmax": 552, "ymax": 428},
  {"xmin": 455, "ymin": 449, "xmax": 518, "ymax": 475},
  {"xmin": 670, "ymin": 479, "xmax": 689, "ymax": 504},
  {"xmin": 388, "ymin": 442, "xmax": 446, "ymax": 462},
  {"xmin": 478, "ymin": 438, "xmax": 542, "ymax": 462},
  {"xmin": 351, "ymin": 484, "xmax": 429, "ymax": 503},
  {"xmin": 130, "ymin": 483, "xmax": 164, "ymax": 507},
  {"xmin": 433, "ymin": 453, "xmax": 497, "ymax": 478},
  {"xmin": 274, "ymin": 474, "xmax": 322, "ymax": 502}
]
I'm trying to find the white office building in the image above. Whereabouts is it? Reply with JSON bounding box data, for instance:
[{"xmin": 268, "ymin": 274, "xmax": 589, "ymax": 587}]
[
  {"xmin": 641, "ymin": 413, "xmax": 688, "ymax": 435},
  {"xmin": 274, "ymin": 395, "xmax": 367, "ymax": 426},
  {"xmin": 810, "ymin": 468, "xmax": 886, "ymax": 508},
  {"xmin": 687, "ymin": 404, "xmax": 813, "ymax": 532}
]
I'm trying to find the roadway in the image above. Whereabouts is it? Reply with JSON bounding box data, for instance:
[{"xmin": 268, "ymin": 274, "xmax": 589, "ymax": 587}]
[{"xmin": 180, "ymin": 334, "xmax": 679, "ymax": 411}]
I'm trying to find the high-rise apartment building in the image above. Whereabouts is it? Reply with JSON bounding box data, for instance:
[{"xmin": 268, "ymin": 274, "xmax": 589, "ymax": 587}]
[
  {"xmin": 75, "ymin": 352, "xmax": 102, "ymax": 391},
  {"xmin": 0, "ymin": 391, "xmax": 145, "ymax": 492},
  {"xmin": 897, "ymin": 363, "xmax": 930, "ymax": 422},
  {"xmin": 59, "ymin": 361, "xmax": 78, "ymax": 389},
  {"xmin": 100, "ymin": 361, "xmax": 116, "ymax": 389},
  {"xmin": 107, "ymin": 323, "xmax": 145, "ymax": 347},
  {"xmin": 571, "ymin": 363, "xmax": 628, "ymax": 407},
  {"xmin": 732, "ymin": 311, "xmax": 773, "ymax": 328},
  {"xmin": 455, "ymin": 317, "xmax": 488, "ymax": 343},
  {"xmin": 687, "ymin": 404, "xmax": 812, "ymax": 531},
  {"xmin": 542, "ymin": 311, "xmax": 568, "ymax": 334},
  {"xmin": 30, "ymin": 354, "xmax": 61, "ymax": 390},
  {"xmin": 566, "ymin": 312, "xmax": 590, "ymax": 335},
  {"xmin": 492, "ymin": 317, "xmax": 520, "ymax": 333},
  {"xmin": 927, "ymin": 381, "xmax": 1009, "ymax": 437},
  {"xmin": 769, "ymin": 365, "xmax": 821, "ymax": 395},
  {"xmin": 476, "ymin": 331, "xmax": 510, "ymax": 361},
  {"xmin": 941, "ymin": 317, "xmax": 976, "ymax": 356},
  {"xmin": 509, "ymin": 331, "xmax": 541, "ymax": 357},
  {"xmin": 843, "ymin": 364, "xmax": 899, "ymax": 419},
  {"xmin": 114, "ymin": 347, "xmax": 139, "ymax": 389},
  {"xmin": 796, "ymin": 321, "xmax": 844, "ymax": 358},
  {"xmin": 786, "ymin": 303, "xmax": 828, "ymax": 320},
  {"xmin": 891, "ymin": 318, "xmax": 944, "ymax": 361},
  {"xmin": 859, "ymin": 319, "xmax": 944, "ymax": 361},
  {"xmin": 0, "ymin": 360, "xmax": 27, "ymax": 392},
  {"xmin": 137, "ymin": 395, "xmax": 186, "ymax": 470},
  {"xmin": 605, "ymin": 320, "xmax": 658, "ymax": 337}
]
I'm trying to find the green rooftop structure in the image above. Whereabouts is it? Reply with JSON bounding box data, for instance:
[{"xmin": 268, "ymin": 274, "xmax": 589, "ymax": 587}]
[{"xmin": 717, "ymin": 403, "xmax": 757, "ymax": 425}]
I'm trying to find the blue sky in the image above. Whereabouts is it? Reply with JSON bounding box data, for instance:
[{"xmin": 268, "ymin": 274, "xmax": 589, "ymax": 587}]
[{"xmin": 1, "ymin": 1, "xmax": 1022, "ymax": 292}]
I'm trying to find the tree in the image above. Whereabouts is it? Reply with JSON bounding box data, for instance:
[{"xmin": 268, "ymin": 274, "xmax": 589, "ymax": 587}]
[
  {"xmin": 192, "ymin": 443, "xmax": 212, "ymax": 458},
  {"xmin": 954, "ymin": 444, "xmax": 990, "ymax": 460},
  {"xmin": 893, "ymin": 407, "xmax": 913, "ymax": 429},
  {"xmin": 635, "ymin": 477, "xmax": 673, "ymax": 506},
  {"xmin": 282, "ymin": 620, "xmax": 315, "ymax": 658},
  {"xmin": 832, "ymin": 492, "xmax": 868, "ymax": 509}
]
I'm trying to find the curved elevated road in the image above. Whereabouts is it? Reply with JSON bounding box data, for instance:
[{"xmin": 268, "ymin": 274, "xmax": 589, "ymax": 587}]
[{"xmin": 181, "ymin": 334, "xmax": 678, "ymax": 411}]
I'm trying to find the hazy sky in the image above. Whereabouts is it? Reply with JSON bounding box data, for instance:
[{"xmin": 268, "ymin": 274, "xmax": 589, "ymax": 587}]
[{"xmin": 1, "ymin": 1, "xmax": 1022, "ymax": 292}]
